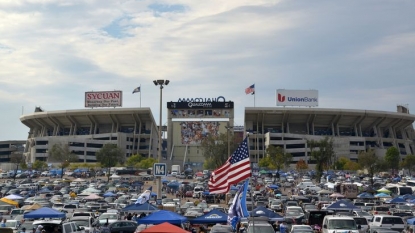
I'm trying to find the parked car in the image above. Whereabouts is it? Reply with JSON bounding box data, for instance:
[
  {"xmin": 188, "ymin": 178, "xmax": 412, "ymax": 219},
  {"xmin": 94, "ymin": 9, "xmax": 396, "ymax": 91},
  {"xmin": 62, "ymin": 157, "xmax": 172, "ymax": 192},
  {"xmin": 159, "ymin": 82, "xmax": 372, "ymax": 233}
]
[{"xmin": 108, "ymin": 220, "xmax": 138, "ymax": 233}]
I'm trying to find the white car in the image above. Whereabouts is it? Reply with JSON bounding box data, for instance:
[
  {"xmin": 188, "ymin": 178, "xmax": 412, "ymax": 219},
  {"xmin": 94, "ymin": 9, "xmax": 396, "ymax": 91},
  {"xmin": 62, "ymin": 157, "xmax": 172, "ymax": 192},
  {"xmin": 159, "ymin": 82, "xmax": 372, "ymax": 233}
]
[{"xmin": 98, "ymin": 213, "xmax": 120, "ymax": 224}]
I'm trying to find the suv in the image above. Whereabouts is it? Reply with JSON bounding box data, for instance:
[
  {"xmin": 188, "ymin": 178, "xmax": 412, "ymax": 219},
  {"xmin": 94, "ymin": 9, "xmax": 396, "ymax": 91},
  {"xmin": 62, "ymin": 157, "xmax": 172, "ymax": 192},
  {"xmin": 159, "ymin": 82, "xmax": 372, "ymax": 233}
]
[
  {"xmin": 371, "ymin": 206, "xmax": 390, "ymax": 215},
  {"xmin": 322, "ymin": 215, "xmax": 360, "ymax": 233},
  {"xmin": 369, "ymin": 215, "xmax": 405, "ymax": 232}
]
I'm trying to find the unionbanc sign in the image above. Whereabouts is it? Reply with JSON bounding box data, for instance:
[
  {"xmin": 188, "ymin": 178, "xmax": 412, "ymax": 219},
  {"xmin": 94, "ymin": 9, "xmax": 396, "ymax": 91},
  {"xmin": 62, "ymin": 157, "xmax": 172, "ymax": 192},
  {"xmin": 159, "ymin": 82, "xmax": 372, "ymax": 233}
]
[{"xmin": 276, "ymin": 89, "xmax": 318, "ymax": 107}]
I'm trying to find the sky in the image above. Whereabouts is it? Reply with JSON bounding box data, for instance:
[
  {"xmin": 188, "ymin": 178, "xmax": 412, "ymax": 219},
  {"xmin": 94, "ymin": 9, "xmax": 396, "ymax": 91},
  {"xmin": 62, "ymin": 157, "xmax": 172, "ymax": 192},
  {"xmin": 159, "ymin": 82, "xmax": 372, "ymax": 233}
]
[{"xmin": 0, "ymin": 0, "xmax": 415, "ymax": 141}]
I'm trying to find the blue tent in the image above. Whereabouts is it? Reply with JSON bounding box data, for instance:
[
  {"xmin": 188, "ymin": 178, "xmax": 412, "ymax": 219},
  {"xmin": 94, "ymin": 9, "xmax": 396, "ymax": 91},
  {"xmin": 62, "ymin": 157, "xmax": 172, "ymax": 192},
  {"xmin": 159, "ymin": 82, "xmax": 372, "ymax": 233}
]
[
  {"xmin": 374, "ymin": 193, "xmax": 391, "ymax": 198},
  {"xmin": 103, "ymin": 192, "xmax": 117, "ymax": 197},
  {"xmin": 24, "ymin": 207, "xmax": 65, "ymax": 219},
  {"xmin": 269, "ymin": 184, "xmax": 279, "ymax": 189},
  {"xmin": 167, "ymin": 182, "xmax": 180, "ymax": 188},
  {"xmin": 162, "ymin": 178, "xmax": 169, "ymax": 184},
  {"xmin": 357, "ymin": 192, "xmax": 374, "ymax": 199},
  {"xmin": 189, "ymin": 209, "xmax": 228, "ymax": 224},
  {"xmin": 137, "ymin": 210, "xmax": 187, "ymax": 225},
  {"xmin": 230, "ymin": 186, "xmax": 239, "ymax": 191},
  {"xmin": 202, "ymin": 191, "xmax": 210, "ymax": 195},
  {"xmin": 407, "ymin": 218, "xmax": 415, "ymax": 225},
  {"xmin": 401, "ymin": 194, "xmax": 415, "ymax": 200},
  {"xmin": 251, "ymin": 206, "xmax": 283, "ymax": 219},
  {"xmin": 39, "ymin": 188, "xmax": 52, "ymax": 194},
  {"xmin": 121, "ymin": 203, "xmax": 159, "ymax": 213},
  {"xmin": 326, "ymin": 200, "xmax": 358, "ymax": 210},
  {"xmin": 388, "ymin": 197, "xmax": 407, "ymax": 203}
]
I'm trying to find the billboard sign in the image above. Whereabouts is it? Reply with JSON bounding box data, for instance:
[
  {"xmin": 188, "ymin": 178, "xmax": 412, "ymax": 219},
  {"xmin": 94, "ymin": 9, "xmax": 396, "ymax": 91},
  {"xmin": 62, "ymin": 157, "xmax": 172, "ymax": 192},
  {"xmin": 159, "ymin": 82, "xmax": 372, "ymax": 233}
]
[
  {"xmin": 276, "ymin": 89, "xmax": 318, "ymax": 107},
  {"xmin": 85, "ymin": 91, "xmax": 123, "ymax": 108}
]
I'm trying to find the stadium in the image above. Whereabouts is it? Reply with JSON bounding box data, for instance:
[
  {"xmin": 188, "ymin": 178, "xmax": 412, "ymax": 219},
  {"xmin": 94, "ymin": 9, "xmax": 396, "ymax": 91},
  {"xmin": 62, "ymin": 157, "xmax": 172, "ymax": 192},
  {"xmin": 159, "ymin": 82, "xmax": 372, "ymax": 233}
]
[
  {"xmin": 245, "ymin": 105, "xmax": 415, "ymax": 167},
  {"xmin": 19, "ymin": 107, "xmax": 160, "ymax": 163}
]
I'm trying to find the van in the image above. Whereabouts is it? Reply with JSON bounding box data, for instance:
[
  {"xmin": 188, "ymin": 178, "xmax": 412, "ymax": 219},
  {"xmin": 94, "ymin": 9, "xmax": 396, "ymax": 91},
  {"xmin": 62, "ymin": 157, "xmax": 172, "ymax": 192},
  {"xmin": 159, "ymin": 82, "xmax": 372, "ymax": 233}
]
[
  {"xmin": 0, "ymin": 173, "xmax": 8, "ymax": 179},
  {"xmin": 322, "ymin": 215, "xmax": 360, "ymax": 233},
  {"xmin": 369, "ymin": 215, "xmax": 406, "ymax": 232}
]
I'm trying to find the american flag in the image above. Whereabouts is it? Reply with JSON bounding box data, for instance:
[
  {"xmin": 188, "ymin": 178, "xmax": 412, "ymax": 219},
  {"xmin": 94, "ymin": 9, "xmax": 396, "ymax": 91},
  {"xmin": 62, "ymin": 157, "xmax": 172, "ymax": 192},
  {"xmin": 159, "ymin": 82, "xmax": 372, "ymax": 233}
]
[
  {"xmin": 245, "ymin": 84, "xmax": 255, "ymax": 95},
  {"xmin": 209, "ymin": 137, "xmax": 251, "ymax": 194}
]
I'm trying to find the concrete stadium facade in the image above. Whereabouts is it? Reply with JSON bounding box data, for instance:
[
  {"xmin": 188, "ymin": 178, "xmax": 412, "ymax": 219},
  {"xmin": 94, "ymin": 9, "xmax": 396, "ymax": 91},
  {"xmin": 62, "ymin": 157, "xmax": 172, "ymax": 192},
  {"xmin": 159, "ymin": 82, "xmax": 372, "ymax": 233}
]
[
  {"xmin": 20, "ymin": 108, "xmax": 160, "ymax": 163},
  {"xmin": 245, "ymin": 106, "xmax": 415, "ymax": 167}
]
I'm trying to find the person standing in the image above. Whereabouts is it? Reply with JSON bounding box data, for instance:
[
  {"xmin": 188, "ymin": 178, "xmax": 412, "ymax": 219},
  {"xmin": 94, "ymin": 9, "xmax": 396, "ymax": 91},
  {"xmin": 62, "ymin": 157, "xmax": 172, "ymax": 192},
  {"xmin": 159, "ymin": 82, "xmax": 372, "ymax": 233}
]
[
  {"xmin": 279, "ymin": 221, "xmax": 287, "ymax": 233},
  {"xmin": 35, "ymin": 225, "xmax": 43, "ymax": 233},
  {"xmin": 1, "ymin": 219, "xmax": 6, "ymax": 227}
]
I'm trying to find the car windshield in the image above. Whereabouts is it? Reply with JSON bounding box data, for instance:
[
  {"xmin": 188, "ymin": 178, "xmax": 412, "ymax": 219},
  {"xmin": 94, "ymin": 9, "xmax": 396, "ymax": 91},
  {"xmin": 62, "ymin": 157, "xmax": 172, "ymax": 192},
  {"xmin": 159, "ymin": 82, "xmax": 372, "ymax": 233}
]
[
  {"xmin": 71, "ymin": 220, "xmax": 89, "ymax": 227},
  {"xmin": 356, "ymin": 212, "xmax": 371, "ymax": 216},
  {"xmin": 328, "ymin": 219, "xmax": 357, "ymax": 229},
  {"xmin": 5, "ymin": 222, "xmax": 17, "ymax": 228},
  {"xmin": 397, "ymin": 205, "xmax": 411, "ymax": 210}
]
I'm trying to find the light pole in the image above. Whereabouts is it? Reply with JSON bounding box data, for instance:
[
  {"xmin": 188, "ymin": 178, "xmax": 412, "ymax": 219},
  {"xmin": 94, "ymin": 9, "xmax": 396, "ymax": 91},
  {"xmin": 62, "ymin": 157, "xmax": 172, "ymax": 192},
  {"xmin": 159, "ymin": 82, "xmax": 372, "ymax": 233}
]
[
  {"xmin": 225, "ymin": 122, "xmax": 233, "ymax": 157},
  {"xmin": 153, "ymin": 79, "xmax": 169, "ymax": 199}
]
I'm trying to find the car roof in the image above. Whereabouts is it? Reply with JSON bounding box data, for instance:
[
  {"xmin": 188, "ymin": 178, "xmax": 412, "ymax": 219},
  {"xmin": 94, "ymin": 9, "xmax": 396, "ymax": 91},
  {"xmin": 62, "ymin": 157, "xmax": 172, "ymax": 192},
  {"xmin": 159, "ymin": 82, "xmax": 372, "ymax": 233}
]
[{"xmin": 324, "ymin": 215, "xmax": 354, "ymax": 220}]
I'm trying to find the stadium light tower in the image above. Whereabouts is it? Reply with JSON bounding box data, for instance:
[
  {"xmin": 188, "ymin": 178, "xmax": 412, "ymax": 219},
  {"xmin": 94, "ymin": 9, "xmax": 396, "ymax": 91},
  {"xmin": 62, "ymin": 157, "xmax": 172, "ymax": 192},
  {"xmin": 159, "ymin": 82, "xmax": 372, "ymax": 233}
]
[{"xmin": 153, "ymin": 79, "xmax": 169, "ymax": 199}]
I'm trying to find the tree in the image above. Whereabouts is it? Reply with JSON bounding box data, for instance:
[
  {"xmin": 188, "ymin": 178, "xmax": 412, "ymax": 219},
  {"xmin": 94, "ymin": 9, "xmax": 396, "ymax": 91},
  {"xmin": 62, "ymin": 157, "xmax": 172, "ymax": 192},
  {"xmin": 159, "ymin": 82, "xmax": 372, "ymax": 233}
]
[
  {"xmin": 95, "ymin": 144, "xmax": 124, "ymax": 181},
  {"xmin": 308, "ymin": 137, "xmax": 336, "ymax": 182},
  {"xmin": 138, "ymin": 158, "xmax": 157, "ymax": 169},
  {"xmin": 10, "ymin": 152, "xmax": 25, "ymax": 180},
  {"xmin": 296, "ymin": 159, "xmax": 308, "ymax": 172},
  {"xmin": 33, "ymin": 160, "xmax": 48, "ymax": 170},
  {"xmin": 126, "ymin": 154, "xmax": 144, "ymax": 167},
  {"xmin": 344, "ymin": 160, "xmax": 361, "ymax": 171},
  {"xmin": 200, "ymin": 132, "xmax": 242, "ymax": 170},
  {"xmin": 259, "ymin": 145, "xmax": 292, "ymax": 171},
  {"xmin": 334, "ymin": 157, "xmax": 350, "ymax": 170},
  {"xmin": 385, "ymin": 146, "xmax": 400, "ymax": 175},
  {"xmin": 48, "ymin": 144, "xmax": 79, "ymax": 178},
  {"xmin": 358, "ymin": 149, "xmax": 383, "ymax": 186},
  {"xmin": 400, "ymin": 154, "xmax": 415, "ymax": 176}
]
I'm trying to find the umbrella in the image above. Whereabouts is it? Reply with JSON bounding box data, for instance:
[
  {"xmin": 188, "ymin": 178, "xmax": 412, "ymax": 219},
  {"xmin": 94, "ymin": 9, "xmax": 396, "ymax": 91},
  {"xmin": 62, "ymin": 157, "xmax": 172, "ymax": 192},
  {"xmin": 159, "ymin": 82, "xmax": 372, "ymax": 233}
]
[
  {"xmin": 318, "ymin": 190, "xmax": 333, "ymax": 194},
  {"xmin": 23, "ymin": 207, "xmax": 65, "ymax": 219},
  {"xmin": 374, "ymin": 193, "xmax": 391, "ymax": 198},
  {"xmin": 330, "ymin": 193, "xmax": 344, "ymax": 198},
  {"xmin": 21, "ymin": 203, "xmax": 42, "ymax": 210},
  {"xmin": 357, "ymin": 192, "xmax": 374, "ymax": 199},
  {"xmin": 0, "ymin": 198, "xmax": 18, "ymax": 207},
  {"xmin": 137, "ymin": 210, "xmax": 187, "ymax": 225},
  {"xmin": 269, "ymin": 184, "xmax": 279, "ymax": 189},
  {"xmin": 103, "ymin": 192, "xmax": 117, "ymax": 197},
  {"xmin": 377, "ymin": 187, "xmax": 392, "ymax": 193},
  {"xmin": 389, "ymin": 197, "xmax": 407, "ymax": 203},
  {"xmin": 140, "ymin": 222, "xmax": 190, "ymax": 233},
  {"xmin": 84, "ymin": 194, "xmax": 102, "ymax": 200},
  {"xmin": 4, "ymin": 194, "xmax": 24, "ymax": 200},
  {"xmin": 167, "ymin": 182, "xmax": 180, "ymax": 188}
]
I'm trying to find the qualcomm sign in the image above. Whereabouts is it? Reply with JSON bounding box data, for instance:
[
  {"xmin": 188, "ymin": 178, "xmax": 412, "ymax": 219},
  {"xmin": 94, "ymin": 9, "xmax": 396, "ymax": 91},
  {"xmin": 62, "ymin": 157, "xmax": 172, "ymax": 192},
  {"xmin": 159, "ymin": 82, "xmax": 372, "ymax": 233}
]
[
  {"xmin": 177, "ymin": 96, "xmax": 226, "ymax": 103},
  {"xmin": 276, "ymin": 89, "xmax": 318, "ymax": 107}
]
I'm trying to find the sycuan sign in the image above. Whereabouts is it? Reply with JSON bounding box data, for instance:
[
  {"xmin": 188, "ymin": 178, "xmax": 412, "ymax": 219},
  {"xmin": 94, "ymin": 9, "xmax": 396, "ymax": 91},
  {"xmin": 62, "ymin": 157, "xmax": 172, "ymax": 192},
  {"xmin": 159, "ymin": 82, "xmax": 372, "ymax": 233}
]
[{"xmin": 85, "ymin": 91, "xmax": 123, "ymax": 108}]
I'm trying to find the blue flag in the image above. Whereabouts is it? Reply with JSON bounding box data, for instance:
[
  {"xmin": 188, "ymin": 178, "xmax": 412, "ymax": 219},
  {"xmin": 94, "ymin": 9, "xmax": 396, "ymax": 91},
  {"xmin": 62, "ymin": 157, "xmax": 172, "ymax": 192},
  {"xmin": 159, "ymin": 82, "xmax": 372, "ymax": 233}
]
[{"xmin": 240, "ymin": 179, "xmax": 250, "ymax": 218}]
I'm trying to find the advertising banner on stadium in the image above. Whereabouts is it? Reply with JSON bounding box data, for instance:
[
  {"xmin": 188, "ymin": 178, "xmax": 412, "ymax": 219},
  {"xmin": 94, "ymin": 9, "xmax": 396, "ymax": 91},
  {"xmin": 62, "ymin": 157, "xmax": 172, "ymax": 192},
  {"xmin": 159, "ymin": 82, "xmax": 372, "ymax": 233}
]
[
  {"xmin": 276, "ymin": 89, "xmax": 318, "ymax": 107},
  {"xmin": 85, "ymin": 91, "xmax": 123, "ymax": 108}
]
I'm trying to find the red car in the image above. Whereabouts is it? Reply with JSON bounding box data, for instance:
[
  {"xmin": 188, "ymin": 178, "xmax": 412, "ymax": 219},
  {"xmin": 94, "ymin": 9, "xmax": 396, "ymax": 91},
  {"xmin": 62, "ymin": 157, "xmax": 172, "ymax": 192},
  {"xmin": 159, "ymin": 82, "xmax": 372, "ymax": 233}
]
[{"xmin": 185, "ymin": 191, "xmax": 193, "ymax": 197}]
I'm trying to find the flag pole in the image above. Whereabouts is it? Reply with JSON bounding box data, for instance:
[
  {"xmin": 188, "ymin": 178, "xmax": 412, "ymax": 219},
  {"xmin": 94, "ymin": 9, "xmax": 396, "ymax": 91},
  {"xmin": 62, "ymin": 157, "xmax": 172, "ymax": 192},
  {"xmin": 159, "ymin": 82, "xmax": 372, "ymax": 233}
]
[
  {"xmin": 140, "ymin": 84, "xmax": 141, "ymax": 108},
  {"xmin": 253, "ymin": 83, "xmax": 256, "ymax": 107}
]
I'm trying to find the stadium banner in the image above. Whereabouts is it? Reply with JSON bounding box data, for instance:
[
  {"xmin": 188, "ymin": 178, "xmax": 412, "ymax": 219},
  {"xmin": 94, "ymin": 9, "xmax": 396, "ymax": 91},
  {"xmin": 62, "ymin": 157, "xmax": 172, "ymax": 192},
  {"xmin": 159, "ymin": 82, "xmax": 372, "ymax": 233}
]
[
  {"xmin": 276, "ymin": 89, "xmax": 318, "ymax": 107},
  {"xmin": 85, "ymin": 91, "xmax": 123, "ymax": 108}
]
